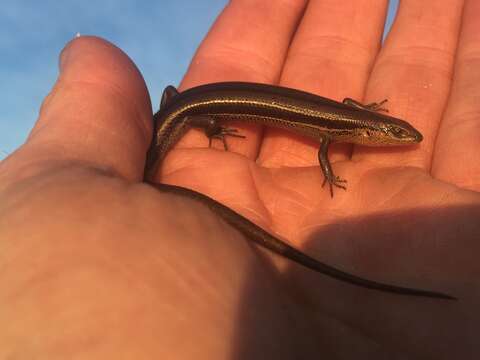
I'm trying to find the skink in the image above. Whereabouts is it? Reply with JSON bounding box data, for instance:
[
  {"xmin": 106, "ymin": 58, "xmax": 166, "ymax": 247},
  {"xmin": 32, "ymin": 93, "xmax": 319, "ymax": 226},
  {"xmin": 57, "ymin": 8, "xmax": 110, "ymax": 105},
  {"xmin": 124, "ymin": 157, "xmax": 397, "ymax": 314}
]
[{"xmin": 144, "ymin": 81, "xmax": 455, "ymax": 300}]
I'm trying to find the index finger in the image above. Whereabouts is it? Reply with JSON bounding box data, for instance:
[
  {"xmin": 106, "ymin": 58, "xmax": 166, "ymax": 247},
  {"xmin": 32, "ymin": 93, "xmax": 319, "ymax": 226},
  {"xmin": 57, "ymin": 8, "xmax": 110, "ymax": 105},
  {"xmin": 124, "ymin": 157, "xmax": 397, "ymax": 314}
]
[{"xmin": 174, "ymin": 0, "xmax": 308, "ymax": 158}]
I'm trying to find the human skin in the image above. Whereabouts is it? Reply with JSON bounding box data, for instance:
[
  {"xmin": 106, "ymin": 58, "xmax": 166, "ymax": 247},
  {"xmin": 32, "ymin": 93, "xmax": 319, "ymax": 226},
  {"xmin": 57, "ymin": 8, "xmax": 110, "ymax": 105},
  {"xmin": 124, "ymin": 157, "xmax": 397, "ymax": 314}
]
[{"xmin": 1, "ymin": 0, "xmax": 480, "ymax": 358}]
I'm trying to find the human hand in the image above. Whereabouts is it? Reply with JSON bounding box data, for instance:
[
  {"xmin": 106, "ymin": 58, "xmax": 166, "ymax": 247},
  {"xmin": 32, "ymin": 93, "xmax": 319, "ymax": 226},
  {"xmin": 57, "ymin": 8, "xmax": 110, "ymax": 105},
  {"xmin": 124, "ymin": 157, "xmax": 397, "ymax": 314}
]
[
  {"xmin": 150, "ymin": 0, "xmax": 480, "ymax": 357},
  {"xmin": 1, "ymin": 1, "xmax": 479, "ymax": 359}
]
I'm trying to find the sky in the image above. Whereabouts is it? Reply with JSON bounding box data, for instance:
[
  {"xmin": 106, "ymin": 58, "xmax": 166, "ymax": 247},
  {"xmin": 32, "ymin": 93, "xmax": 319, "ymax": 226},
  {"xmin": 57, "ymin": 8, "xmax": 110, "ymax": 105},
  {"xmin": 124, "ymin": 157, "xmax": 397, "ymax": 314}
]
[{"xmin": 0, "ymin": 0, "xmax": 398, "ymax": 159}]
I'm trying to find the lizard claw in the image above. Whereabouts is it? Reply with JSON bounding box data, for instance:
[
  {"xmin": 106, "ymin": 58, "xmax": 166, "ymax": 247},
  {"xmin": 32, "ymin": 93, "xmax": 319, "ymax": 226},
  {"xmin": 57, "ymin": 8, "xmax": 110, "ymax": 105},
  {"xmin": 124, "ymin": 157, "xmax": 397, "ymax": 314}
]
[
  {"xmin": 208, "ymin": 126, "xmax": 246, "ymax": 150},
  {"xmin": 322, "ymin": 176, "xmax": 347, "ymax": 197}
]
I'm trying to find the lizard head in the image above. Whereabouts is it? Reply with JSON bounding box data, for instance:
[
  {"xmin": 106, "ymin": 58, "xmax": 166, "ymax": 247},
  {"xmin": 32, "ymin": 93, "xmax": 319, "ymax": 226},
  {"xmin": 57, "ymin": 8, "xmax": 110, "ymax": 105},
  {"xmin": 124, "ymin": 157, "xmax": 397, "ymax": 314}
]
[{"xmin": 352, "ymin": 118, "xmax": 423, "ymax": 146}]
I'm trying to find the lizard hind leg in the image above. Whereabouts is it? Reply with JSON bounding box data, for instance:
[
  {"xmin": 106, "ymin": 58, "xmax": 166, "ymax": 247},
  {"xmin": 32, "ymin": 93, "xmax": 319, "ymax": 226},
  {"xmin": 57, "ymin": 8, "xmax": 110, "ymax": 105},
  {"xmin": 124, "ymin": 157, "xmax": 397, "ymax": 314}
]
[{"xmin": 188, "ymin": 115, "xmax": 246, "ymax": 150}]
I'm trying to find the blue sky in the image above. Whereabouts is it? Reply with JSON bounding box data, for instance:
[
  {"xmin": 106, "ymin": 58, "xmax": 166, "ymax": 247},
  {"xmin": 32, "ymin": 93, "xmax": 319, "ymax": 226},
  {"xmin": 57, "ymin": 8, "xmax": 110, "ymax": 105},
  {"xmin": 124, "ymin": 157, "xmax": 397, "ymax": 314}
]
[{"xmin": 0, "ymin": 1, "xmax": 398, "ymax": 159}]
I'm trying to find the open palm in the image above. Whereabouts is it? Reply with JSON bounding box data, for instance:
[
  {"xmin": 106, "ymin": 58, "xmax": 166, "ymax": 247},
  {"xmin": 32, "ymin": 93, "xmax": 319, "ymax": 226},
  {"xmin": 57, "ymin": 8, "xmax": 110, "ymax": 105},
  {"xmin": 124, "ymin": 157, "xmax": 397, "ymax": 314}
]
[
  {"xmin": 153, "ymin": 0, "xmax": 479, "ymax": 356},
  {"xmin": 1, "ymin": 1, "xmax": 479, "ymax": 359}
]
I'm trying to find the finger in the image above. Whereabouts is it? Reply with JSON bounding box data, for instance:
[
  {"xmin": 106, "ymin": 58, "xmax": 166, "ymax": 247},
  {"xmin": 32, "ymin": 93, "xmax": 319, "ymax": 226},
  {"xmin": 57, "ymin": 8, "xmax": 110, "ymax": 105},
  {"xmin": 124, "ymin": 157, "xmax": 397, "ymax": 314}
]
[
  {"xmin": 182, "ymin": 0, "xmax": 307, "ymax": 86},
  {"xmin": 170, "ymin": 0, "xmax": 308, "ymax": 159},
  {"xmin": 354, "ymin": 0, "xmax": 464, "ymax": 169},
  {"xmin": 432, "ymin": 0, "xmax": 480, "ymax": 192},
  {"xmin": 0, "ymin": 36, "xmax": 152, "ymax": 188},
  {"xmin": 259, "ymin": 0, "xmax": 389, "ymax": 168}
]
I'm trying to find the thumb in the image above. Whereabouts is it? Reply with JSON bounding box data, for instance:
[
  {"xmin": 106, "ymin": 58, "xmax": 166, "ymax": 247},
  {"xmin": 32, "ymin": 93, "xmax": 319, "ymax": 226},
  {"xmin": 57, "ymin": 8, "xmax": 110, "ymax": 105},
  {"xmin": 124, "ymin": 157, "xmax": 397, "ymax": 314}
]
[{"xmin": 0, "ymin": 35, "xmax": 152, "ymax": 187}]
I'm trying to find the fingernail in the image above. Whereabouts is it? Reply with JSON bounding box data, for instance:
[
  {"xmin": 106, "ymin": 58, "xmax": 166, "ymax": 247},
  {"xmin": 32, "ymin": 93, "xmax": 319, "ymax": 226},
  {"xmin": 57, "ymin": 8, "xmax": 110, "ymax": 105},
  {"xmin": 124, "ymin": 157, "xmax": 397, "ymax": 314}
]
[
  {"xmin": 59, "ymin": 35, "xmax": 80, "ymax": 72},
  {"xmin": 59, "ymin": 45, "xmax": 71, "ymax": 72}
]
